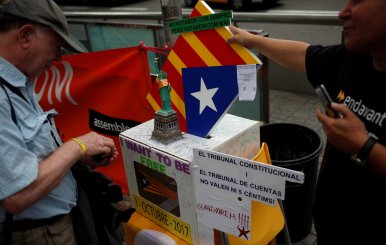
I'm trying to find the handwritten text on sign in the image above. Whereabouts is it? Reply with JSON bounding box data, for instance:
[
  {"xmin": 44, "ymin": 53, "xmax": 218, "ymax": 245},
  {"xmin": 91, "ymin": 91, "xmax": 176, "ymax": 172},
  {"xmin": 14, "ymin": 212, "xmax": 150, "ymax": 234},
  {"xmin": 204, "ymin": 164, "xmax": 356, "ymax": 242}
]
[
  {"xmin": 193, "ymin": 148, "xmax": 304, "ymax": 239},
  {"xmin": 133, "ymin": 194, "xmax": 192, "ymax": 244},
  {"xmin": 121, "ymin": 139, "xmax": 190, "ymax": 175}
]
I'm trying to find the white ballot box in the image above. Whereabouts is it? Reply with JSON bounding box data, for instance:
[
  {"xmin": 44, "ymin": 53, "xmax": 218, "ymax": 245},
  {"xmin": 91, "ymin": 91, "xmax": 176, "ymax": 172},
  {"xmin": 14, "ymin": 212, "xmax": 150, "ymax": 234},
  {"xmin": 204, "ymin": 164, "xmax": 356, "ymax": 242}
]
[{"xmin": 119, "ymin": 114, "xmax": 260, "ymax": 245}]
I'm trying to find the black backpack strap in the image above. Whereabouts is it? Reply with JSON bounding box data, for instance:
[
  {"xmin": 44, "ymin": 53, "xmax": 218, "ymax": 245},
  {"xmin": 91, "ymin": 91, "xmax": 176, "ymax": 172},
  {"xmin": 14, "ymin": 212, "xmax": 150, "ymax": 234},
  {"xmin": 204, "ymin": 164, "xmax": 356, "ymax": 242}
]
[
  {"xmin": 0, "ymin": 82, "xmax": 16, "ymax": 124},
  {"xmin": 0, "ymin": 77, "xmax": 28, "ymax": 124},
  {"xmin": 0, "ymin": 77, "xmax": 23, "ymax": 244},
  {"xmin": 4, "ymin": 212, "xmax": 13, "ymax": 245},
  {"xmin": 0, "ymin": 77, "xmax": 28, "ymax": 103}
]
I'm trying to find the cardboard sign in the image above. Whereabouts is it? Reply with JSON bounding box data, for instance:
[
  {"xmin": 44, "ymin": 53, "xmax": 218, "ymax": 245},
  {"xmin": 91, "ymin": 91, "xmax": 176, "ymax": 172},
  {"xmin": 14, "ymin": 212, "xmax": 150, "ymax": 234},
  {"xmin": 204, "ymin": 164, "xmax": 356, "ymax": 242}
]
[{"xmin": 193, "ymin": 148, "xmax": 304, "ymax": 240}]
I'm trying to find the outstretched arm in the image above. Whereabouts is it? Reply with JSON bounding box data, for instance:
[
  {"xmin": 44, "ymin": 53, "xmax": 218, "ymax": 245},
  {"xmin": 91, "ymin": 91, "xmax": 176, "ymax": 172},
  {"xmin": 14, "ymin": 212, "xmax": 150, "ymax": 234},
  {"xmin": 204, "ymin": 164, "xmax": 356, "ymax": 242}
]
[{"xmin": 228, "ymin": 25, "xmax": 310, "ymax": 73}]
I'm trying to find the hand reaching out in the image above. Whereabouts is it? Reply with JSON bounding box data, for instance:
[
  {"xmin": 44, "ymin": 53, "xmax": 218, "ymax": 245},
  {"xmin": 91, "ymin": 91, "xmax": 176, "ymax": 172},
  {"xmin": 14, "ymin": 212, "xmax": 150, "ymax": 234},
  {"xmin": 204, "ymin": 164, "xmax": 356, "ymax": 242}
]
[{"xmin": 227, "ymin": 25, "xmax": 255, "ymax": 48}]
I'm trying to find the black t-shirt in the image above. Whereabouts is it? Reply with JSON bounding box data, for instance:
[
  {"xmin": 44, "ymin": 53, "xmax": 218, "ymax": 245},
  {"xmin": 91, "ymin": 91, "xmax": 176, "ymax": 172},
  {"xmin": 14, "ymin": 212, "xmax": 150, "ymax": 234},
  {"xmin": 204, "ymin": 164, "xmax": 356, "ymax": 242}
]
[{"xmin": 306, "ymin": 44, "xmax": 386, "ymax": 244}]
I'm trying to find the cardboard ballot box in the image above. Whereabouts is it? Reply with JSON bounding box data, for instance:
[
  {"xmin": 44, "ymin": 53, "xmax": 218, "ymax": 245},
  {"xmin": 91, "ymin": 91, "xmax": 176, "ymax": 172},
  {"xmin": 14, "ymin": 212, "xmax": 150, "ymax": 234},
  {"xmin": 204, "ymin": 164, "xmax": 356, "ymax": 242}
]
[{"xmin": 119, "ymin": 114, "xmax": 260, "ymax": 245}]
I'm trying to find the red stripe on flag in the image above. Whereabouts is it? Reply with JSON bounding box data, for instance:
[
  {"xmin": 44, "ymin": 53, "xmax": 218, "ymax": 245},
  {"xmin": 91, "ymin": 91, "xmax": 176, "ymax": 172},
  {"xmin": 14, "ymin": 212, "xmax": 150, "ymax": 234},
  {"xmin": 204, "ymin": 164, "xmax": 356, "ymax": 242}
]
[
  {"xmin": 194, "ymin": 29, "xmax": 246, "ymax": 65},
  {"xmin": 188, "ymin": 5, "xmax": 247, "ymax": 65},
  {"xmin": 190, "ymin": 8, "xmax": 202, "ymax": 18},
  {"xmin": 172, "ymin": 37, "xmax": 208, "ymax": 68},
  {"xmin": 162, "ymin": 60, "xmax": 184, "ymax": 98},
  {"xmin": 162, "ymin": 61, "xmax": 187, "ymax": 132}
]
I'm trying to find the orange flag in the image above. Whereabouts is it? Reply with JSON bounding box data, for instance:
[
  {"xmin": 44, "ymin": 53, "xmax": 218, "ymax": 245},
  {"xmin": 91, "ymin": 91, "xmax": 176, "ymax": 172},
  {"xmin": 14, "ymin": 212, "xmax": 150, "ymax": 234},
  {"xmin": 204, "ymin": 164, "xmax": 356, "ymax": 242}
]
[{"xmin": 35, "ymin": 46, "xmax": 155, "ymax": 193}]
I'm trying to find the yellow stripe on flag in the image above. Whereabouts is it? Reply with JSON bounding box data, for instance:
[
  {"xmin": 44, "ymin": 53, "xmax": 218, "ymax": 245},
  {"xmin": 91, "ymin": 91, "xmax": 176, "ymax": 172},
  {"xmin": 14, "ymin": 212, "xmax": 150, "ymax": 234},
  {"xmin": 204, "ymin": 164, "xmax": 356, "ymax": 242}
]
[
  {"xmin": 195, "ymin": 0, "xmax": 214, "ymax": 15},
  {"xmin": 195, "ymin": 0, "xmax": 261, "ymax": 65},
  {"xmin": 165, "ymin": 51, "xmax": 186, "ymax": 118},
  {"xmin": 168, "ymin": 50, "xmax": 186, "ymax": 76},
  {"xmin": 146, "ymin": 93, "xmax": 161, "ymax": 111},
  {"xmin": 181, "ymin": 32, "xmax": 221, "ymax": 66},
  {"xmin": 146, "ymin": 89, "xmax": 185, "ymax": 119},
  {"xmin": 170, "ymin": 88, "xmax": 186, "ymax": 119},
  {"xmin": 217, "ymin": 29, "xmax": 262, "ymax": 64}
]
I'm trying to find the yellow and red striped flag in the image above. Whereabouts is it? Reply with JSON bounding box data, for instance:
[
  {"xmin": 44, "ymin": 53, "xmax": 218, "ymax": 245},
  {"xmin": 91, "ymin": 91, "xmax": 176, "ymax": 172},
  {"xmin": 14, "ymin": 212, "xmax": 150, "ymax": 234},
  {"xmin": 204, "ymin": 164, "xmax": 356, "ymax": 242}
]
[{"xmin": 146, "ymin": 0, "xmax": 262, "ymax": 133}]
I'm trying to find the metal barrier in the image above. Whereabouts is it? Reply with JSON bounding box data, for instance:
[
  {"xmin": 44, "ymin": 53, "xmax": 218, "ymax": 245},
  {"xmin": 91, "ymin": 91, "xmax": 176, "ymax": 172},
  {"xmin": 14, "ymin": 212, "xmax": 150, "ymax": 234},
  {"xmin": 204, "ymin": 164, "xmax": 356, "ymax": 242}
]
[{"xmin": 64, "ymin": 10, "xmax": 341, "ymax": 25}]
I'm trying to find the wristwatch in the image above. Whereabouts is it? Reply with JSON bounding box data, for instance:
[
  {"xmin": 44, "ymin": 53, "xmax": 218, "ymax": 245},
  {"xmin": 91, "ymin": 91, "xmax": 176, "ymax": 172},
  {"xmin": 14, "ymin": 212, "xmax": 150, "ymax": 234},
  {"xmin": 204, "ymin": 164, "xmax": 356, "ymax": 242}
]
[{"xmin": 351, "ymin": 132, "xmax": 378, "ymax": 167}]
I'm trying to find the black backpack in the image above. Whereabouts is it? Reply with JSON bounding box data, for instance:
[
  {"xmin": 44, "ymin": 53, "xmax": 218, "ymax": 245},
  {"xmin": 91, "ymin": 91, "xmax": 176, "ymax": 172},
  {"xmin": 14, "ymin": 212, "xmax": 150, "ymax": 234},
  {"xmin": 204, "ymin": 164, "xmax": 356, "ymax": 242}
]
[{"xmin": 71, "ymin": 164, "xmax": 135, "ymax": 245}]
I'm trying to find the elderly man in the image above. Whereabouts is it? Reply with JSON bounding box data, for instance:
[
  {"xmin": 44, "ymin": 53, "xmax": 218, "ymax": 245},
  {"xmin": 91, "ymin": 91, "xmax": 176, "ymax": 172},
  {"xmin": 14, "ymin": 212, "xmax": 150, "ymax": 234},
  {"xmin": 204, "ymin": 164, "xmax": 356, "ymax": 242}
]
[{"xmin": 0, "ymin": 0, "xmax": 119, "ymax": 244}]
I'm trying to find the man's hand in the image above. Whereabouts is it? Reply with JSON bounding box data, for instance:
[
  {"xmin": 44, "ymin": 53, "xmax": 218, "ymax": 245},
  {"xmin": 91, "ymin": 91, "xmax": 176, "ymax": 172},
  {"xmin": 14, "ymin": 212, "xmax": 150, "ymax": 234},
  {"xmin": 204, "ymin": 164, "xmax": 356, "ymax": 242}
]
[
  {"xmin": 76, "ymin": 132, "xmax": 118, "ymax": 167},
  {"xmin": 316, "ymin": 103, "xmax": 368, "ymax": 155}
]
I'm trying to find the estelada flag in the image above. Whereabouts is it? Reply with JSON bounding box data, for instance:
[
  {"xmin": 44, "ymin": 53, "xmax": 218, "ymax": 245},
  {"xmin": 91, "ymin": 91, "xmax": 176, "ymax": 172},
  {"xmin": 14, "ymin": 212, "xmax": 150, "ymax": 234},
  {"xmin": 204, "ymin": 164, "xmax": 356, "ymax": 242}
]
[
  {"xmin": 182, "ymin": 65, "xmax": 239, "ymax": 137},
  {"xmin": 35, "ymin": 46, "xmax": 154, "ymax": 193},
  {"xmin": 146, "ymin": 0, "xmax": 261, "ymax": 136}
]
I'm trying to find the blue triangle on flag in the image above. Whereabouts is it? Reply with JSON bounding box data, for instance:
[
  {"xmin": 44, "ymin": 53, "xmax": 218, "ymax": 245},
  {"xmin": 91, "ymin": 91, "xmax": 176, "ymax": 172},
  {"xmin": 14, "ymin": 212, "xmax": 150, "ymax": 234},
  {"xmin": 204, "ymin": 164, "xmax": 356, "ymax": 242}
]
[{"xmin": 182, "ymin": 65, "xmax": 239, "ymax": 138}]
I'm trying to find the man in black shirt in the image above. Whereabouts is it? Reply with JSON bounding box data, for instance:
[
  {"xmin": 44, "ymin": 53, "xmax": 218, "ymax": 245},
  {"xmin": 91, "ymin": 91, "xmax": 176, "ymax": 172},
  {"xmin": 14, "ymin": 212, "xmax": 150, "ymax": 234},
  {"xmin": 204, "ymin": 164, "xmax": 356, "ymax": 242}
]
[{"xmin": 228, "ymin": 0, "xmax": 386, "ymax": 243}]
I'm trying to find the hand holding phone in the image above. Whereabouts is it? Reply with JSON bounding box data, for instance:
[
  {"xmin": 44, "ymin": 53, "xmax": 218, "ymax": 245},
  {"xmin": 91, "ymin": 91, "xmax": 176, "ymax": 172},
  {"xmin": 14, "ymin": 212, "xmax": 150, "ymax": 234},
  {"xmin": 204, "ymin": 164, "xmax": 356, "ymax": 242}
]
[{"xmin": 315, "ymin": 84, "xmax": 342, "ymax": 118}]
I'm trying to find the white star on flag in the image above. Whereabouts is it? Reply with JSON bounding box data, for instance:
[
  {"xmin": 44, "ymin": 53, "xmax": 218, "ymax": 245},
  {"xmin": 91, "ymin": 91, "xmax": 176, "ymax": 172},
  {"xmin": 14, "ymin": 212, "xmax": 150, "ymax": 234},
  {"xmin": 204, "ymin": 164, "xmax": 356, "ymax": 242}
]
[{"xmin": 191, "ymin": 77, "xmax": 219, "ymax": 114}]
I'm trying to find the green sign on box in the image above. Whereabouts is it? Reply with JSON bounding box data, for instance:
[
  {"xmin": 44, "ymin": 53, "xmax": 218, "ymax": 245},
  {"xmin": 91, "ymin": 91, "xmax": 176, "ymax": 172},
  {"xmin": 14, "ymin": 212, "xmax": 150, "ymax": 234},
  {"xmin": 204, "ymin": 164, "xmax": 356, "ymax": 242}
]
[{"xmin": 169, "ymin": 10, "xmax": 233, "ymax": 34}]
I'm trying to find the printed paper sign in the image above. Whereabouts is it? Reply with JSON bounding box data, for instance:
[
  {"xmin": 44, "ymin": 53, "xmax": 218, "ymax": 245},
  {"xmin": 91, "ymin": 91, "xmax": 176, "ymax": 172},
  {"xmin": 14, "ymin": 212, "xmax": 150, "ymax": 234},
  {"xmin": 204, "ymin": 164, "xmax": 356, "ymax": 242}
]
[
  {"xmin": 193, "ymin": 148, "xmax": 304, "ymax": 239},
  {"xmin": 237, "ymin": 64, "xmax": 257, "ymax": 101}
]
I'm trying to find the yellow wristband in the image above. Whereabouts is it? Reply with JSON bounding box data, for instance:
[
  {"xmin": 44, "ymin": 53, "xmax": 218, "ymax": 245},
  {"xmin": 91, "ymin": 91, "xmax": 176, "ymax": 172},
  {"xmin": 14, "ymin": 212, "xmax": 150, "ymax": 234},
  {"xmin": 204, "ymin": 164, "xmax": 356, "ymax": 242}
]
[{"xmin": 70, "ymin": 138, "xmax": 87, "ymax": 155}]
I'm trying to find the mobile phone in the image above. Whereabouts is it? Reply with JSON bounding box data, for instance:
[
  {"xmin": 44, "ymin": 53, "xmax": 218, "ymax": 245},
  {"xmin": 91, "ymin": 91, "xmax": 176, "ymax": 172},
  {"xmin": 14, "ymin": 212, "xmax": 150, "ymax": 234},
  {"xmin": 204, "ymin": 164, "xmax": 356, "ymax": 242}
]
[{"xmin": 315, "ymin": 84, "xmax": 342, "ymax": 118}]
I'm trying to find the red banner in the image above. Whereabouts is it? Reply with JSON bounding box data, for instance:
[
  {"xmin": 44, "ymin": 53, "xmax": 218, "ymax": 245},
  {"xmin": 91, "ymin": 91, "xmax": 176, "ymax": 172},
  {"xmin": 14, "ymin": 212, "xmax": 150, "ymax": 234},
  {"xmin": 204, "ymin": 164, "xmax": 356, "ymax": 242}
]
[{"xmin": 35, "ymin": 46, "xmax": 155, "ymax": 193}]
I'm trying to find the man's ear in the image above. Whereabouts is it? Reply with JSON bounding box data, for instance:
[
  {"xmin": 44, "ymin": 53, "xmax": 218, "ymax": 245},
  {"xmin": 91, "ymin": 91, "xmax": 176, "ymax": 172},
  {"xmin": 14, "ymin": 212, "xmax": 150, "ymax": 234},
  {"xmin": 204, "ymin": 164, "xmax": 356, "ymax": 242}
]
[{"xmin": 17, "ymin": 24, "xmax": 35, "ymax": 48}]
